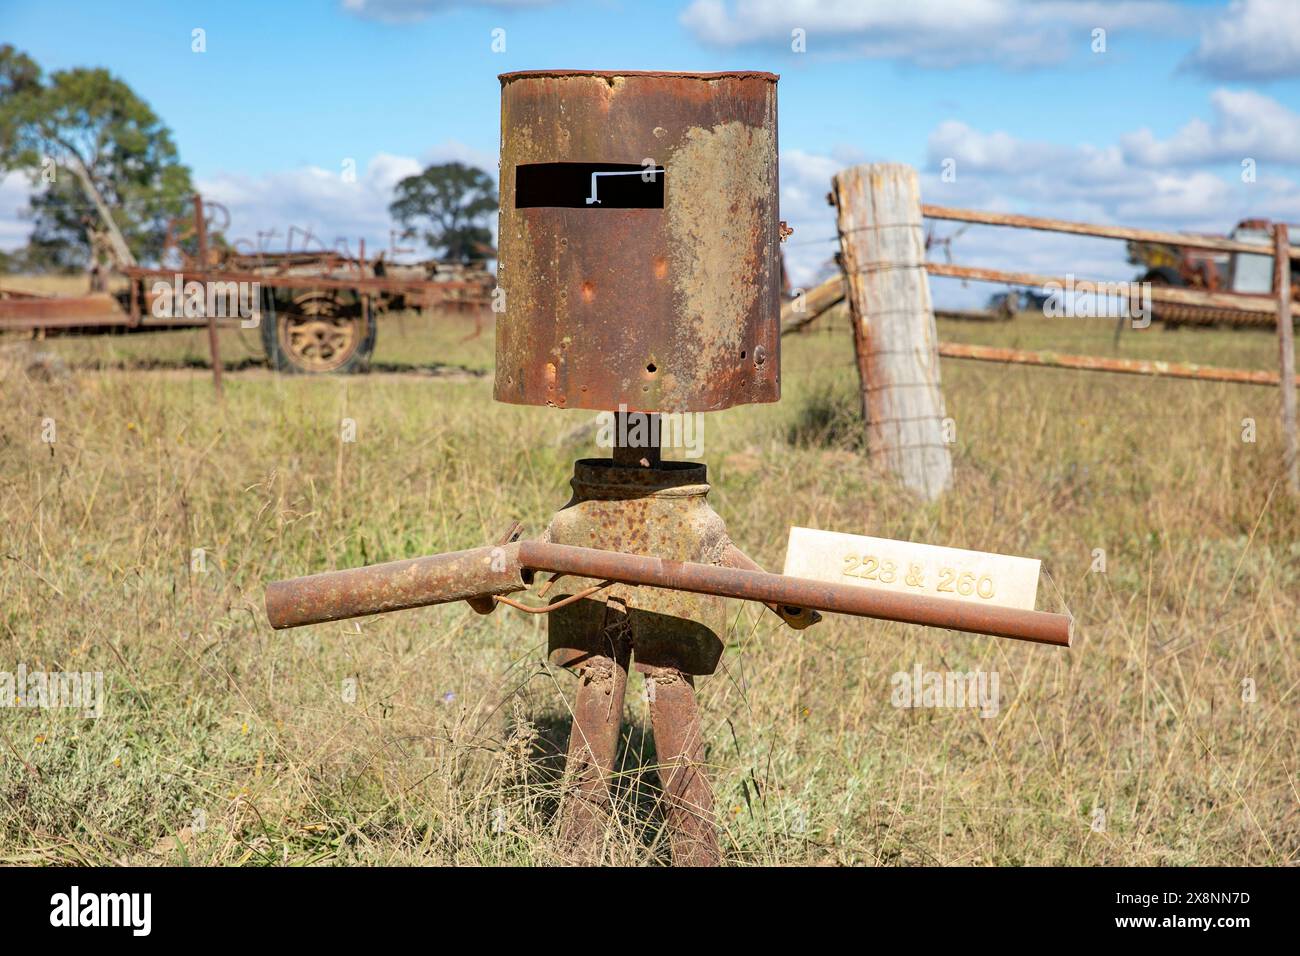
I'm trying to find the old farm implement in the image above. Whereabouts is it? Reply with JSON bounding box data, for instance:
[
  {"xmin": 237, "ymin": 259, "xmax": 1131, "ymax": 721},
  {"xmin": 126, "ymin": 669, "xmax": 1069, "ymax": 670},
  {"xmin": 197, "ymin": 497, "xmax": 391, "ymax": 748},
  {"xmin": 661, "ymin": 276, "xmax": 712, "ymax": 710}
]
[{"xmin": 0, "ymin": 193, "xmax": 494, "ymax": 376}]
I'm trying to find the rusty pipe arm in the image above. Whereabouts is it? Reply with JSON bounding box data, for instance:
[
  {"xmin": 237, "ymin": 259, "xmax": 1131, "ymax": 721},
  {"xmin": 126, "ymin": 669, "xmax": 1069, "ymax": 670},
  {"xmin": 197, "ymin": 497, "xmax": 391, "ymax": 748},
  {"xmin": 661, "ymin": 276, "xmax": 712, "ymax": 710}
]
[
  {"xmin": 265, "ymin": 543, "xmax": 530, "ymax": 629},
  {"xmin": 266, "ymin": 540, "xmax": 1071, "ymax": 647},
  {"xmin": 517, "ymin": 541, "xmax": 1070, "ymax": 647}
]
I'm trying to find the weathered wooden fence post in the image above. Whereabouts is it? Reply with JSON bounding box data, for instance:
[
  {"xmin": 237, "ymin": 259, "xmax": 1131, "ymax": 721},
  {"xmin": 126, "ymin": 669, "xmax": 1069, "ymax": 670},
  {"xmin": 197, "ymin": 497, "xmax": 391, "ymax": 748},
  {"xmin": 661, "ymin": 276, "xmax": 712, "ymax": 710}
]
[
  {"xmin": 832, "ymin": 163, "xmax": 952, "ymax": 499},
  {"xmin": 1275, "ymin": 223, "xmax": 1297, "ymax": 493}
]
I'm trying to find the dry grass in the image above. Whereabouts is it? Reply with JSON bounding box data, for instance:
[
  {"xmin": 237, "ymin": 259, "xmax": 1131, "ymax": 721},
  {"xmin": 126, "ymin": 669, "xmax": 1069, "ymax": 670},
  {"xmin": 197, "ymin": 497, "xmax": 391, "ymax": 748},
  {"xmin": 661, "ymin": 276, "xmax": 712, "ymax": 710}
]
[{"xmin": 0, "ymin": 300, "xmax": 1296, "ymax": 865}]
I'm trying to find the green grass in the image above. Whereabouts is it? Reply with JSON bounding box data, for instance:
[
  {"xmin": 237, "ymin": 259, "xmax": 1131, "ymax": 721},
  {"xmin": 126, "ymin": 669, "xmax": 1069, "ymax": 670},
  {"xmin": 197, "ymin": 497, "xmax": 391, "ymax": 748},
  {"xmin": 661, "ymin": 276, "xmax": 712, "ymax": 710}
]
[{"xmin": 0, "ymin": 305, "xmax": 1296, "ymax": 865}]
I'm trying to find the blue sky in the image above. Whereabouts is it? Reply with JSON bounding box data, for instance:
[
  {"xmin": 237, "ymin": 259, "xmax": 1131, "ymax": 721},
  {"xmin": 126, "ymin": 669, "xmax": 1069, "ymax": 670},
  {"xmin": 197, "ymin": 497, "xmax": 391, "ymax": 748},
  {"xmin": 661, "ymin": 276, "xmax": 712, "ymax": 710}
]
[{"xmin": 2, "ymin": 0, "xmax": 1299, "ymax": 304}]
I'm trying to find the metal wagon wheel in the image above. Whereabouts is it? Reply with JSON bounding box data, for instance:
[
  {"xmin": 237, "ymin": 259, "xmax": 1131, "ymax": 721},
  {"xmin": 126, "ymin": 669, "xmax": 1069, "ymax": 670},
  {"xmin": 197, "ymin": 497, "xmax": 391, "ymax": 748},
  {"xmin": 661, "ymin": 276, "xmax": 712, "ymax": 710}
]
[{"xmin": 264, "ymin": 289, "xmax": 376, "ymax": 374}]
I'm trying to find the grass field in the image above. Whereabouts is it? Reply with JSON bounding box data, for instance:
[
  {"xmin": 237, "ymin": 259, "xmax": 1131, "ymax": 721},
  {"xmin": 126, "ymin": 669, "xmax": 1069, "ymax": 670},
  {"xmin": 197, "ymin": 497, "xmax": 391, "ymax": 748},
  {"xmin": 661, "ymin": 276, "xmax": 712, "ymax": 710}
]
[{"xmin": 1, "ymin": 297, "xmax": 1296, "ymax": 866}]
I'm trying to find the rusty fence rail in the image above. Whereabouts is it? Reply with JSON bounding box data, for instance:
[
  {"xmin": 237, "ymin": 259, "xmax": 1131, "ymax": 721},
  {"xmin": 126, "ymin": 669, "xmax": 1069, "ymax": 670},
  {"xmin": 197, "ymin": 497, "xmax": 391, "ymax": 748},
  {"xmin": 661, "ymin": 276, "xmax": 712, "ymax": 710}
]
[
  {"xmin": 921, "ymin": 203, "xmax": 1300, "ymax": 260},
  {"xmin": 930, "ymin": 207, "xmax": 1296, "ymax": 493},
  {"xmin": 917, "ymin": 203, "xmax": 1297, "ymax": 325},
  {"xmin": 780, "ymin": 276, "xmax": 1293, "ymax": 386},
  {"xmin": 937, "ymin": 342, "xmax": 1300, "ymax": 387},
  {"xmin": 924, "ymin": 261, "xmax": 1294, "ymax": 319}
]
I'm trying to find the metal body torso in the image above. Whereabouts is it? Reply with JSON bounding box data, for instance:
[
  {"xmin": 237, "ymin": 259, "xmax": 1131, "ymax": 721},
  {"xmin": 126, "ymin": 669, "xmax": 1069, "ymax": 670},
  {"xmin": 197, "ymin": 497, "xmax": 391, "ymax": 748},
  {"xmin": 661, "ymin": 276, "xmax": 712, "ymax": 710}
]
[{"xmin": 545, "ymin": 459, "xmax": 729, "ymax": 675}]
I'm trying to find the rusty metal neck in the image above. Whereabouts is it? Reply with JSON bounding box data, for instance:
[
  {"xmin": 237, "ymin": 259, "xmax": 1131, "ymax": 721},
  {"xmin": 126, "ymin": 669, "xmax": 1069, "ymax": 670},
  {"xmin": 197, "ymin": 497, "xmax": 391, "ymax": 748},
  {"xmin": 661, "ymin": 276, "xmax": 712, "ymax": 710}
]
[
  {"xmin": 571, "ymin": 458, "xmax": 708, "ymax": 500},
  {"xmin": 612, "ymin": 411, "xmax": 661, "ymax": 468}
]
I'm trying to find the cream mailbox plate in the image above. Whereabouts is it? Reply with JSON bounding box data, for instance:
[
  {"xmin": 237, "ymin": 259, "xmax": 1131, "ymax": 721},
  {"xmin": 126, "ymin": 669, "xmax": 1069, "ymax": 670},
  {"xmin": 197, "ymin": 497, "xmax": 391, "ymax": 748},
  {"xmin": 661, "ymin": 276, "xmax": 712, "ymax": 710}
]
[{"xmin": 783, "ymin": 527, "xmax": 1041, "ymax": 611}]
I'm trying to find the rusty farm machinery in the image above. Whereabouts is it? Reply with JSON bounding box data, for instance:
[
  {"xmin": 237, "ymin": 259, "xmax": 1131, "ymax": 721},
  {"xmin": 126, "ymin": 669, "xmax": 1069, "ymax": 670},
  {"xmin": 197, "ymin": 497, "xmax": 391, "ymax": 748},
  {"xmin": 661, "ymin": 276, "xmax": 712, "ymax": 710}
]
[{"xmin": 0, "ymin": 187, "xmax": 494, "ymax": 376}]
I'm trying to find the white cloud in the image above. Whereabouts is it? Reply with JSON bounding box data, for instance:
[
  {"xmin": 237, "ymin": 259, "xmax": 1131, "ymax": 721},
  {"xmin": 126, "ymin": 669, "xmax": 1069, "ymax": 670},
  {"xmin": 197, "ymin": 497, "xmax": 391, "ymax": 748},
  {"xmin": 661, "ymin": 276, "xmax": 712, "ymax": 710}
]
[
  {"xmin": 924, "ymin": 111, "xmax": 1300, "ymax": 226},
  {"xmin": 928, "ymin": 120, "xmax": 1067, "ymax": 175},
  {"xmin": 0, "ymin": 172, "xmax": 32, "ymax": 252},
  {"xmin": 198, "ymin": 153, "xmax": 418, "ymax": 257},
  {"xmin": 1121, "ymin": 89, "xmax": 1300, "ymax": 167},
  {"xmin": 681, "ymin": 0, "xmax": 1189, "ymax": 68},
  {"xmin": 419, "ymin": 139, "xmax": 498, "ymax": 173},
  {"xmin": 340, "ymin": 0, "xmax": 555, "ymax": 24},
  {"xmin": 198, "ymin": 145, "xmax": 497, "ymax": 260},
  {"xmin": 1183, "ymin": 0, "xmax": 1300, "ymax": 80}
]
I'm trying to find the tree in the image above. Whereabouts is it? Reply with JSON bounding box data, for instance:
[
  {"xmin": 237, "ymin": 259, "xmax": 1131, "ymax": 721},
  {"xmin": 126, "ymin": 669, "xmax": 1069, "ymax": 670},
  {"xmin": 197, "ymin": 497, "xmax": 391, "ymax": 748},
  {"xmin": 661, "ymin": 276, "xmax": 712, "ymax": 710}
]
[
  {"xmin": 0, "ymin": 45, "xmax": 193, "ymax": 271},
  {"xmin": 389, "ymin": 162, "xmax": 496, "ymax": 262}
]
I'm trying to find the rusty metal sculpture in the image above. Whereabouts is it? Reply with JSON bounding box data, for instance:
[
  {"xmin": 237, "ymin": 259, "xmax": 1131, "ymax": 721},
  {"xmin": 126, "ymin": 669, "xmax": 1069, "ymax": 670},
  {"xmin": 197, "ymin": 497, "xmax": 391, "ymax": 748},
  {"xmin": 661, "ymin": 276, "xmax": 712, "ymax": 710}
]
[{"xmin": 265, "ymin": 70, "xmax": 1071, "ymax": 866}]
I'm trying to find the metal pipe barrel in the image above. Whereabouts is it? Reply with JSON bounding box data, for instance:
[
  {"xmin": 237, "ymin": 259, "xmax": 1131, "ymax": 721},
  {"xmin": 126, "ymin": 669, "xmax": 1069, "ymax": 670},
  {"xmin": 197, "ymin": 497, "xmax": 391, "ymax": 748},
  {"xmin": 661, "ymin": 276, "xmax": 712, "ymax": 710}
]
[
  {"xmin": 265, "ymin": 544, "xmax": 529, "ymax": 629},
  {"xmin": 517, "ymin": 541, "xmax": 1071, "ymax": 647},
  {"xmin": 266, "ymin": 540, "xmax": 1071, "ymax": 647}
]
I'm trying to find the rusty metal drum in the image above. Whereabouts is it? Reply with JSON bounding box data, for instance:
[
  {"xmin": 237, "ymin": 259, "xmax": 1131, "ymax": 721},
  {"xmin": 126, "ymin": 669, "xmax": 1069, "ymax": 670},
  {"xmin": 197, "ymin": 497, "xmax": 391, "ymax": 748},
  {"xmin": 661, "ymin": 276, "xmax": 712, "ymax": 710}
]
[{"xmin": 495, "ymin": 70, "xmax": 781, "ymax": 413}]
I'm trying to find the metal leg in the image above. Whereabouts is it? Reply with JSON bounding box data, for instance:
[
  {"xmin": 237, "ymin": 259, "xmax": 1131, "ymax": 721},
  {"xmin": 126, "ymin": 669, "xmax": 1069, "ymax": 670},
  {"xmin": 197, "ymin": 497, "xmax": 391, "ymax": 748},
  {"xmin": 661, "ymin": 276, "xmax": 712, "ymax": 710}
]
[
  {"xmin": 557, "ymin": 600, "xmax": 631, "ymax": 859},
  {"xmin": 645, "ymin": 666, "xmax": 720, "ymax": 866}
]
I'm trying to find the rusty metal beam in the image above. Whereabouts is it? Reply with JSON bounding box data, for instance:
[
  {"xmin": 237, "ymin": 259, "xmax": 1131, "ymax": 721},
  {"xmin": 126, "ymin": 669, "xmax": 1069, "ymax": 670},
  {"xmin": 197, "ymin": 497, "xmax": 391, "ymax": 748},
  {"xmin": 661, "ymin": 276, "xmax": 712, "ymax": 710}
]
[
  {"xmin": 925, "ymin": 262, "xmax": 1294, "ymax": 317},
  {"xmin": 938, "ymin": 342, "xmax": 1298, "ymax": 387},
  {"xmin": 0, "ymin": 293, "xmax": 128, "ymax": 329},
  {"xmin": 720, "ymin": 542, "xmax": 820, "ymax": 629},
  {"xmin": 922, "ymin": 203, "xmax": 1292, "ymax": 258}
]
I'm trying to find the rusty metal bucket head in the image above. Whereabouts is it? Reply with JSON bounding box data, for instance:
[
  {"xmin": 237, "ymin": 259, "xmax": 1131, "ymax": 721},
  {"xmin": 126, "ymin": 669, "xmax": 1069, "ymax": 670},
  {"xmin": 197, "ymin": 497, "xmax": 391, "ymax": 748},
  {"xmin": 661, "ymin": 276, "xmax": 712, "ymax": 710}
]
[{"xmin": 496, "ymin": 69, "xmax": 781, "ymax": 414}]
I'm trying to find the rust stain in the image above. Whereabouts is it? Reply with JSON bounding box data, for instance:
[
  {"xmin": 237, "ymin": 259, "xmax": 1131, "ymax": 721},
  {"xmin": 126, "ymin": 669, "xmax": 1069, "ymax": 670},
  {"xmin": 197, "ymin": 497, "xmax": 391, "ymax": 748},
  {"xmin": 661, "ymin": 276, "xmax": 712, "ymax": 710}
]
[{"xmin": 666, "ymin": 120, "xmax": 772, "ymax": 378}]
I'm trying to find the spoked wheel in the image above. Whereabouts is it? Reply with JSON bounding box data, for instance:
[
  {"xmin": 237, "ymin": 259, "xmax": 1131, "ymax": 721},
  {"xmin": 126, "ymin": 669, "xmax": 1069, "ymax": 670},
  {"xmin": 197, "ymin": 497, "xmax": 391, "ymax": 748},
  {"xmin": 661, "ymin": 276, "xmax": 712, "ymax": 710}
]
[{"xmin": 263, "ymin": 290, "xmax": 376, "ymax": 374}]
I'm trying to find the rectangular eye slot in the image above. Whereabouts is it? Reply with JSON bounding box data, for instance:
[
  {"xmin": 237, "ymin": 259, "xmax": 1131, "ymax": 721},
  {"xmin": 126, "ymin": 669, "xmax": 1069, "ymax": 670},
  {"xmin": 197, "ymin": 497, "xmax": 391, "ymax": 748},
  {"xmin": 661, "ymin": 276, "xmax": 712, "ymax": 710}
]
[{"xmin": 515, "ymin": 162, "xmax": 665, "ymax": 209}]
